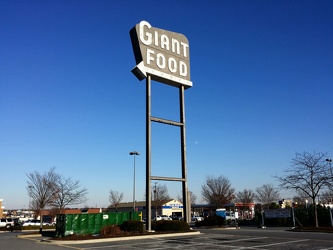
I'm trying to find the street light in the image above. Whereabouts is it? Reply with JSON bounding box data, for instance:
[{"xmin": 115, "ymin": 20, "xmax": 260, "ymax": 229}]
[
  {"xmin": 28, "ymin": 185, "xmax": 33, "ymax": 212},
  {"xmin": 129, "ymin": 151, "xmax": 140, "ymax": 212}
]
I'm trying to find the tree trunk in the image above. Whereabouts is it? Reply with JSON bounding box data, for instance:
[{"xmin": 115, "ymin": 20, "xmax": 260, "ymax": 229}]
[
  {"xmin": 312, "ymin": 197, "xmax": 318, "ymax": 227},
  {"xmin": 39, "ymin": 209, "xmax": 43, "ymax": 234}
]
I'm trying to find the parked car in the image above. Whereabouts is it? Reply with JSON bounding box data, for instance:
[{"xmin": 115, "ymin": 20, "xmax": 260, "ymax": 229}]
[
  {"xmin": 170, "ymin": 215, "xmax": 182, "ymax": 220},
  {"xmin": 153, "ymin": 215, "xmax": 162, "ymax": 221},
  {"xmin": 160, "ymin": 215, "xmax": 172, "ymax": 220},
  {"xmin": 191, "ymin": 216, "xmax": 204, "ymax": 222},
  {"xmin": 22, "ymin": 219, "xmax": 53, "ymax": 226},
  {"xmin": 43, "ymin": 220, "xmax": 56, "ymax": 226},
  {"xmin": 22, "ymin": 219, "xmax": 41, "ymax": 226},
  {"xmin": 153, "ymin": 215, "xmax": 172, "ymax": 221},
  {"xmin": 0, "ymin": 218, "xmax": 14, "ymax": 228}
]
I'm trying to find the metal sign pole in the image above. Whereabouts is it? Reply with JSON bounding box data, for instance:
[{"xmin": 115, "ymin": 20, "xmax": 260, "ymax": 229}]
[
  {"xmin": 146, "ymin": 75, "xmax": 152, "ymax": 231},
  {"xmin": 179, "ymin": 86, "xmax": 189, "ymax": 223},
  {"xmin": 130, "ymin": 20, "xmax": 192, "ymax": 229}
]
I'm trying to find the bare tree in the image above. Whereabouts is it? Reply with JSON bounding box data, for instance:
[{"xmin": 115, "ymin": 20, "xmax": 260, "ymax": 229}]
[
  {"xmin": 255, "ymin": 184, "xmax": 280, "ymax": 209},
  {"xmin": 29, "ymin": 199, "xmax": 40, "ymax": 215},
  {"xmin": 49, "ymin": 175, "xmax": 88, "ymax": 212},
  {"xmin": 177, "ymin": 190, "xmax": 197, "ymax": 206},
  {"xmin": 152, "ymin": 183, "xmax": 171, "ymax": 216},
  {"xmin": 292, "ymin": 190, "xmax": 311, "ymax": 208},
  {"xmin": 236, "ymin": 189, "xmax": 255, "ymax": 219},
  {"xmin": 201, "ymin": 175, "xmax": 235, "ymax": 209},
  {"xmin": 236, "ymin": 189, "xmax": 255, "ymax": 204},
  {"xmin": 109, "ymin": 190, "xmax": 124, "ymax": 212},
  {"xmin": 320, "ymin": 190, "xmax": 333, "ymax": 204},
  {"xmin": 26, "ymin": 167, "xmax": 59, "ymax": 233},
  {"xmin": 275, "ymin": 151, "xmax": 332, "ymax": 227}
]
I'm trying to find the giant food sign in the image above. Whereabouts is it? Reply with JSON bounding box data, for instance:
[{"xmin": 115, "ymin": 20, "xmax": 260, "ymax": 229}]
[{"xmin": 130, "ymin": 21, "xmax": 192, "ymax": 89}]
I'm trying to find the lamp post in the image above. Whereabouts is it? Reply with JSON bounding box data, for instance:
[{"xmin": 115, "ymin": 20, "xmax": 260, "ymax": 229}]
[
  {"xmin": 28, "ymin": 185, "xmax": 33, "ymax": 214},
  {"xmin": 129, "ymin": 151, "xmax": 140, "ymax": 212},
  {"xmin": 261, "ymin": 203, "xmax": 265, "ymax": 228},
  {"xmin": 28, "ymin": 185, "xmax": 33, "ymax": 217}
]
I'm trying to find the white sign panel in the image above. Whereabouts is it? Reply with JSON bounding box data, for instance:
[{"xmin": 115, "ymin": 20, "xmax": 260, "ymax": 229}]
[
  {"xmin": 265, "ymin": 209, "xmax": 291, "ymax": 218},
  {"xmin": 130, "ymin": 21, "xmax": 192, "ymax": 89}
]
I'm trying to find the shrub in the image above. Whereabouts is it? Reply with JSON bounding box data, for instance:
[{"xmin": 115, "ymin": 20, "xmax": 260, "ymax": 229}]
[
  {"xmin": 152, "ymin": 220, "xmax": 190, "ymax": 232},
  {"xmin": 19, "ymin": 225, "xmax": 55, "ymax": 231},
  {"xmin": 11, "ymin": 225, "xmax": 22, "ymax": 231},
  {"xmin": 195, "ymin": 215, "xmax": 225, "ymax": 227},
  {"xmin": 100, "ymin": 225, "xmax": 122, "ymax": 237},
  {"xmin": 120, "ymin": 220, "xmax": 144, "ymax": 233},
  {"xmin": 0, "ymin": 225, "xmax": 22, "ymax": 232},
  {"xmin": 238, "ymin": 218, "xmax": 258, "ymax": 226}
]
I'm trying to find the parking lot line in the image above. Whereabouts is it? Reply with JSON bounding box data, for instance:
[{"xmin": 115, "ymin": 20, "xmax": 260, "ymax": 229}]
[
  {"xmin": 216, "ymin": 237, "xmax": 268, "ymax": 243},
  {"xmin": 234, "ymin": 239, "xmax": 309, "ymax": 249}
]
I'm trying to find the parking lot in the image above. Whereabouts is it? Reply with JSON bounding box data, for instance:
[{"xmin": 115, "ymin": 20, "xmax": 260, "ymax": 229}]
[
  {"xmin": 3, "ymin": 227, "xmax": 333, "ymax": 249},
  {"xmin": 51, "ymin": 227, "xmax": 333, "ymax": 250},
  {"xmin": 58, "ymin": 235, "xmax": 312, "ymax": 249}
]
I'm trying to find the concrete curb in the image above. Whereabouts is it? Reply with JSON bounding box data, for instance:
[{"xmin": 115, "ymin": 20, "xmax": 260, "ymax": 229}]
[
  {"xmin": 46, "ymin": 231, "xmax": 201, "ymax": 245},
  {"xmin": 211, "ymin": 227, "xmax": 240, "ymax": 230},
  {"xmin": 18, "ymin": 233, "xmax": 42, "ymax": 238}
]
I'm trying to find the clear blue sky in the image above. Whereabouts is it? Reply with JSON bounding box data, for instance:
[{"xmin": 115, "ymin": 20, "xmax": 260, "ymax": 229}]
[{"xmin": 1, "ymin": 0, "xmax": 332, "ymax": 209}]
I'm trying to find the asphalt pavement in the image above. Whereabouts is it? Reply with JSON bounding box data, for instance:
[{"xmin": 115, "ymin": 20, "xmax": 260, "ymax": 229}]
[{"xmin": 2, "ymin": 226, "xmax": 333, "ymax": 249}]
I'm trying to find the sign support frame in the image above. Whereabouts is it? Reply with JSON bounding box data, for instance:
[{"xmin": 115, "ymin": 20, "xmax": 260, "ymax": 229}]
[
  {"xmin": 145, "ymin": 76, "xmax": 189, "ymax": 231},
  {"xmin": 130, "ymin": 21, "xmax": 191, "ymax": 231}
]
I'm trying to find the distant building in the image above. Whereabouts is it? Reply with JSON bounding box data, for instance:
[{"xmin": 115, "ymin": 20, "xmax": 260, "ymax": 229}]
[
  {"xmin": 162, "ymin": 200, "xmax": 183, "ymax": 217},
  {"xmin": 191, "ymin": 203, "xmax": 255, "ymax": 219},
  {"xmin": 107, "ymin": 200, "xmax": 184, "ymax": 220},
  {"xmin": 60, "ymin": 208, "xmax": 102, "ymax": 214}
]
